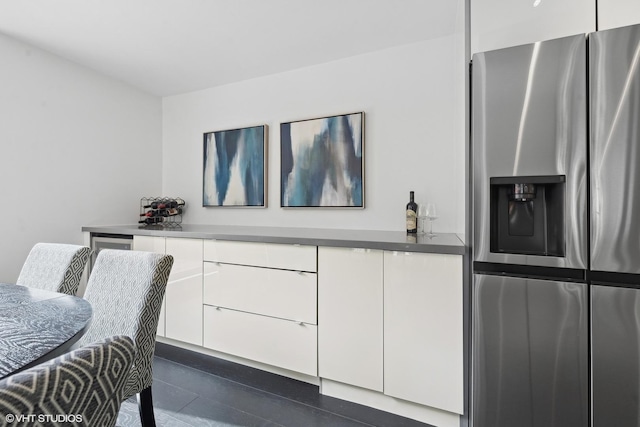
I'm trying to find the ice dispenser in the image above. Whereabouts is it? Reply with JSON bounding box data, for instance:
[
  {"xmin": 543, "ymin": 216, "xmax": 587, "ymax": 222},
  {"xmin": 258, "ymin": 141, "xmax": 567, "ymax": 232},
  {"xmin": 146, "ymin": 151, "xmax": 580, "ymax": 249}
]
[{"xmin": 490, "ymin": 175, "xmax": 565, "ymax": 256}]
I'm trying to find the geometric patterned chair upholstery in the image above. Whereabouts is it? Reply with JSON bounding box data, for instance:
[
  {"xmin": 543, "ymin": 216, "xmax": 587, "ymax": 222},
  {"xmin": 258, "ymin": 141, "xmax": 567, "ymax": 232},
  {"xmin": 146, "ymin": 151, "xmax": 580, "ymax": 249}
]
[
  {"xmin": 16, "ymin": 243, "xmax": 92, "ymax": 295},
  {"xmin": 0, "ymin": 335, "xmax": 134, "ymax": 427},
  {"xmin": 76, "ymin": 249, "xmax": 173, "ymax": 427}
]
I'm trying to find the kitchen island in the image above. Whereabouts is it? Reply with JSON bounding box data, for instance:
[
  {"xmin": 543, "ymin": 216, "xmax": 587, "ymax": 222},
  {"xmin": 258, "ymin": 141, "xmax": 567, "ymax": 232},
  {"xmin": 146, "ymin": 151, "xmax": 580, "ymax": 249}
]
[{"xmin": 82, "ymin": 224, "xmax": 467, "ymax": 427}]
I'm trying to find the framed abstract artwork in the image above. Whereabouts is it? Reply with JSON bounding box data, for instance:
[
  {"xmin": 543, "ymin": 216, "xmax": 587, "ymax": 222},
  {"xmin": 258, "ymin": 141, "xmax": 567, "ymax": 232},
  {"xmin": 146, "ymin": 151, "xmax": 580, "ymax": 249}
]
[
  {"xmin": 203, "ymin": 125, "xmax": 267, "ymax": 207},
  {"xmin": 280, "ymin": 112, "xmax": 364, "ymax": 208}
]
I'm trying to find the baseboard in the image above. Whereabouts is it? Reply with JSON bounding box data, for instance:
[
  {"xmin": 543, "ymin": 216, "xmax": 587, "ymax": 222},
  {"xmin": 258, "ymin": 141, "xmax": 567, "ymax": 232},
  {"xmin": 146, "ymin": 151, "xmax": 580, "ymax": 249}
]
[{"xmin": 321, "ymin": 379, "xmax": 461, "ymax": 427}]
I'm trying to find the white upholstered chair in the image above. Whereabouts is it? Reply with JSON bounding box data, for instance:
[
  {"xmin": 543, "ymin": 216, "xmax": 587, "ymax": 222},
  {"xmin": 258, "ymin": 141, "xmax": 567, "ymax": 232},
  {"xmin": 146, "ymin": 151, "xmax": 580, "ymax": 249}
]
[
  {"xmin": 16, "ymin": 243, "xmax": 92, "ymax": 295},
  {"xmin": 0, "ymin": 335, "xmax": 135, "ymax": 427},
  {"xmin": 77, "ymin": 249, "xmax": 173, "ymax": 427}
]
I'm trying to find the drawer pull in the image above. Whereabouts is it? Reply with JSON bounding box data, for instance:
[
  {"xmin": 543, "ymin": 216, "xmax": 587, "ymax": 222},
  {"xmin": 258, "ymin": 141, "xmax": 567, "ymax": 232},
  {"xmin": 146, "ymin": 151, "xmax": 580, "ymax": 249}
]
[{"xmin": 298, "ymin": 321, "xmax": 305, "ymax": 326}]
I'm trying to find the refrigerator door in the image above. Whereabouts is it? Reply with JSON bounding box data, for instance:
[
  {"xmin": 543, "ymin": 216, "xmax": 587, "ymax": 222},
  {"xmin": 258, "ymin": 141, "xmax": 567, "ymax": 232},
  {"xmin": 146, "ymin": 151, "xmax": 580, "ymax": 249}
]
[
  {"xmin": 472, "ymin": 34, "xmax": 587, "ymax": 269},
  {"xmin": 472, "ymin": 274, "xmax": 588, "ymax": 427},
  {"xmin": 590, "ymin": 24, "xmax": 640, "ymax": 274},
  {"xmin": 592, "ymin": 284, "xmax": 640, "ymax": 426}
]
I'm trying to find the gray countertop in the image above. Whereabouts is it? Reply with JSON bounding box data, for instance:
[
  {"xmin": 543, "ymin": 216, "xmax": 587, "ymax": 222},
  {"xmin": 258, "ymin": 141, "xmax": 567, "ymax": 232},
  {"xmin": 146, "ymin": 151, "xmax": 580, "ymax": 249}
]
[{"xmin": 82, "ymin": 224, "xmax": 466, "ymax": 255}]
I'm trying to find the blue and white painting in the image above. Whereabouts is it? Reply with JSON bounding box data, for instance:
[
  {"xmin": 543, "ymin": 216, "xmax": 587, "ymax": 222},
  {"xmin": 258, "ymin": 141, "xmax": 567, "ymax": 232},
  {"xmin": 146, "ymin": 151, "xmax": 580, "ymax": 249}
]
[
  {"xmin": 203, "ymin": 125, "xmax": 266, "ymax": 207},
  {"xmin": 281, "ymin": 112, "xmax": 363, "ymax": 207}
]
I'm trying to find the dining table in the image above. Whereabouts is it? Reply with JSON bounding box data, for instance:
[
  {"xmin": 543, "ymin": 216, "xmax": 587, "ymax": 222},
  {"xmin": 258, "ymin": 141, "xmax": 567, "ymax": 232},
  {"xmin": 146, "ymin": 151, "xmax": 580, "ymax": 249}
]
[{"xmin": 0, "ymin": 283, "xmax": 92, "ymax": 379}]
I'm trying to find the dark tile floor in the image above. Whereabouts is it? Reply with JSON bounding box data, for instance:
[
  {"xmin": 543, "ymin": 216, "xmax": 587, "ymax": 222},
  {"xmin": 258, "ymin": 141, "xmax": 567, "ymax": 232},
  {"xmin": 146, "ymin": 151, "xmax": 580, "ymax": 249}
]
[{"xmin": 117, "ymin": 343, "xmax": 434, "ymax": 427}]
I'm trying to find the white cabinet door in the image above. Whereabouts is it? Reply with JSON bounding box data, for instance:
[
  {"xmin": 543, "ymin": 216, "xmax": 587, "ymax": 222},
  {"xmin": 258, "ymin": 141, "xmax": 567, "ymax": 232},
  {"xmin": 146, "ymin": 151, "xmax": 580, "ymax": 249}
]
[
  {"xmin": 133, "ymin": 236, "xmax": 167, "ymax": 337},
  {"xmin": 133, "ymin": 236, "xmax": 165, "ymax": 253},
  {"xmin": 598, "ymin": 0, "xmax": 640, "ymax": 30},
  {"xmin": 383, "ymin": 251, "xmax": 463, "ymax": 414},
  {"xmin": 165, "ymin": 238, "xmax": 203, "ymax": 346},
  {"xmin": 318, "ymin": 247, "xmax": 383, "ymax": 392},
  {"xmin": 471, "ymin": 0, "xmax": 595, "ymax": 54}
]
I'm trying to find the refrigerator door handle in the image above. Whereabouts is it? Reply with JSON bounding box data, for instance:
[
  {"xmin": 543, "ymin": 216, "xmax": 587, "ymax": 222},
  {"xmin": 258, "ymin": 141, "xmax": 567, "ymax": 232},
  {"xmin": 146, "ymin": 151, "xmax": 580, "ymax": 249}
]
[{"xmin": 473, "ymin": 261, "xmax": 586, "ymax": 282}]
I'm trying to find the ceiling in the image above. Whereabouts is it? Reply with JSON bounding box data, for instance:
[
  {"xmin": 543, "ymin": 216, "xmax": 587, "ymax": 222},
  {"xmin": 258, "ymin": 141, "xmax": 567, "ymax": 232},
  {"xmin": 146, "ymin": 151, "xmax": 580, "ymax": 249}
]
[{"xmin": 0, "ymin": 0, "xmax": 463, "ymax": 97}]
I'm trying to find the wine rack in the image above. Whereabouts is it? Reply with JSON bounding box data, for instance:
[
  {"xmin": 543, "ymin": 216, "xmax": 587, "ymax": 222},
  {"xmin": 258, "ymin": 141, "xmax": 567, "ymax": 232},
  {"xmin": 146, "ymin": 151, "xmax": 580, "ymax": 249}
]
[{"xmin": 139, "ymin": 197, "xmax": 185, "ymax": 228}]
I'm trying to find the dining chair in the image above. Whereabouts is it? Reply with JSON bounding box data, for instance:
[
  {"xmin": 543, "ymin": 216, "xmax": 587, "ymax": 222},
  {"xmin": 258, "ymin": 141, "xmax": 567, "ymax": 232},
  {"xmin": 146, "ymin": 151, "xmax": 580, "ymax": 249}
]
[
  {"xmin": 77, "ymin": 249, "xmax": 173, "ymax": 427},
  {"xmin": 16, "ymin": 242, "xmax": 92, "ymax": 295},
  {"xmin": 0, "ymin": 335, "xmax": 135, "ymax": 427}
]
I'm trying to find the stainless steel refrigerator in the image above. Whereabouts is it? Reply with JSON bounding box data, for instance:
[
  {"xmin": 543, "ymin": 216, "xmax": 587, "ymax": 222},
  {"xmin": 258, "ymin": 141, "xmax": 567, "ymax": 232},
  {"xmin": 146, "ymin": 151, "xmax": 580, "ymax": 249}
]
[
  {"xmin": 471, "ymin": 34, "xmax": 589, "ymax": 427},
  {"xmin": 472, "ymin": 23, "xmax": 640, "ymax": 427},
  {"xmin": 590, "ymin": 23, "xmax": 640, "ymax": 427}
]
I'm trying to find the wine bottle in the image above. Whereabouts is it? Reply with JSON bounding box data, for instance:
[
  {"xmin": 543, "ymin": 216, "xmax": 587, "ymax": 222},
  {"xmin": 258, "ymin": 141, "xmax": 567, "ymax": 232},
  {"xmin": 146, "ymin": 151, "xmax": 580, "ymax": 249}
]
[
  {"xmin": 138, "ymin": 217, "xmax": 163, "ymax": 225},
  {"xmin": 165, "ymin": 200, "xmax": 185, "ymax": 209},
  {"xmin": 406, "ymin": 191, "xmax": 418, "ymax": 234},
  {"xmin": 142, "ymin": 201, "xmax": 168, "ymax": 209},
  {"xmin": 143, "ymin": 199, "xmax": 185, "ymax": 209},
  {"xmin": 141, "ymin": 209, "xmax": 178, "ymax": 217}
]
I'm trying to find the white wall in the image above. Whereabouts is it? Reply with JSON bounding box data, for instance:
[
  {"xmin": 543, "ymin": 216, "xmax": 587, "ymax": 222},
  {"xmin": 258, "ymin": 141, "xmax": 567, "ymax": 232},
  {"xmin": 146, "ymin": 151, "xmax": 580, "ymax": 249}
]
[
  {"xmin": 0, "ymin": 33, "xmax": 162, "ymax": 282},
  {"xmin": 163, "ymin": 35, "xmax": 466, "ymax": 234}
]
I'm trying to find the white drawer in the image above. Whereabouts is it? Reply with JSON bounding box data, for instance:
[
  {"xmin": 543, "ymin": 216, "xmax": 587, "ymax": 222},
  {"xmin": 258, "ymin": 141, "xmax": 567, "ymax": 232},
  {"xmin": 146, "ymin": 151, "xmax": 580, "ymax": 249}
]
[
  {"xmin": 203, "ymin": 262, "xmax": 317, "ymax": 324},
  {"xmin": 204, "ymin": 240, "xmax": 317, "ymax": 272},
  {"xmin": 203, "ymin": 305, "xmax": 318, "ymax": 376}
]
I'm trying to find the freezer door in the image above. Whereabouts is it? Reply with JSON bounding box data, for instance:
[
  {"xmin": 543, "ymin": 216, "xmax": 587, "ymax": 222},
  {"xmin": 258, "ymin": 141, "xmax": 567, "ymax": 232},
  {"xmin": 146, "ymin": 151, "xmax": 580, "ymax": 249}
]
[
  {"xmin": 590, "ymin": 24, "xmax": 640, "ymax": 274},
  {"xmin": 472, "ymin": 34, "xmax": 587, "ymax": 269},
  {"xmin": 472, "ymin": 274, "xmax": 588, "ymax": 427},
  {"xmin": 592, "ymin": 284, "xmax": 640, "ymax": 426}
]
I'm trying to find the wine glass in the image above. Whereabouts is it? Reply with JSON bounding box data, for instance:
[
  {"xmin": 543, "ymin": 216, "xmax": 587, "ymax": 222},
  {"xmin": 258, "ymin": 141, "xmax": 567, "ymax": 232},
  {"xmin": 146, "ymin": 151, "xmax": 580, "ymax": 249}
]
[
  {"xmin": 417, "ymin": 203, "xmax": 428, "ymax": 234},
  {"xmin": 425, "ymin": 203, "xmax": 438, "ymax": 236}
]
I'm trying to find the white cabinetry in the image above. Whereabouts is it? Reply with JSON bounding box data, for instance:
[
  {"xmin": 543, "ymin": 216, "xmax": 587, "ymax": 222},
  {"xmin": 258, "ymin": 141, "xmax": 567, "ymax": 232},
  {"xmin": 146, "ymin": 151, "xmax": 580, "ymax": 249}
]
[
  {"xmin": 318, "ymin": 247, "xmax": 383, "ymax": 392},
  {"xmin": 598, "ymin": 0, "xmax": 640, "ymax": 30},
  {"xmin": 165, "ymin": 238, "xmax": 203, "ymax": 346},
  {"xmin": 203, "ymin": 240, "xmax": 318, "ymax": 376},
  {"xmin": 383, "ymin": 251, "xmax": 463, "ymax": 415},
  {"xmin": 106, "ymin": 231, "xmax": 465, "ymax": 426},
  {"xmin": 132, "ymin": 236, "xmax": 203, "ymax": 345},
  {"xmin": 471, "ymin": 0, "xmax": 595, "ymax": 54}
]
